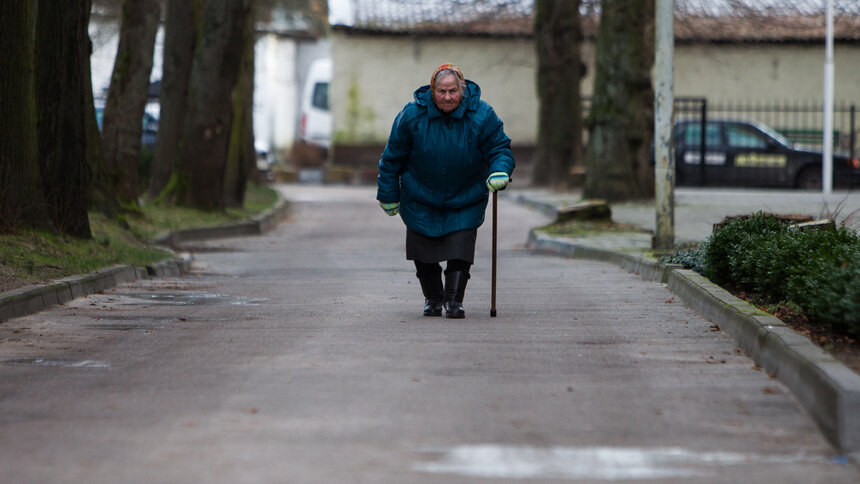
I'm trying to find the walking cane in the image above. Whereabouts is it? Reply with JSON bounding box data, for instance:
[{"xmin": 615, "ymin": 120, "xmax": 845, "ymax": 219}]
[{"xmin": 491, "ymin": 190, "xmax": 498, "ymax": 317}]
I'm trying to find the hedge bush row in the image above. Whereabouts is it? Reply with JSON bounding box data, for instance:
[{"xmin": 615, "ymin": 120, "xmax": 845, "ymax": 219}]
[{"xmin": 665, "ymin": 213, "xmax": 860, "ymax": 337}]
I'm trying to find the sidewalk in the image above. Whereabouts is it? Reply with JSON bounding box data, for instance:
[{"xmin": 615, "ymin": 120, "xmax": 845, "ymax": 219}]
[
  {"xmin": 510, "ymin": 186, "xmax": 860, "ymax": 247},
  {"xmin": 510, "ymin": 186, "xmax": 860, "ymax": 458}
]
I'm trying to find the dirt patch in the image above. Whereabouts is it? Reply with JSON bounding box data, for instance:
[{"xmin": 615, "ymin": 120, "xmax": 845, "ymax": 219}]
[{"xmin": 737, "ymin": 291, "xmax": 860, "ymax": 375}]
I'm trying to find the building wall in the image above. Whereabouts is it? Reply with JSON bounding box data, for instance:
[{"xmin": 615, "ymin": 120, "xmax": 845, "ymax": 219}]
[
  {"xmin": 331, "ymin": 31, "xmax": 860, "ymax": 148},
  {"xmin": 254, "ymin": 34, "xmax": 299, "ymax": 156},
  {"xmin": 674, "ymin": 43, "xmax": 860, "ymax": 102},
  {"xmin": 331, "ymin": 34, "xmax": 543, "ymax": 146}
]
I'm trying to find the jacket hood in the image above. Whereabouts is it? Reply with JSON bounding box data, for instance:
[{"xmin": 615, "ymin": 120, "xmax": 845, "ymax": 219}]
[{"xmin": 413, "ymin": 79, "xmax": 481, "ymax": 118}]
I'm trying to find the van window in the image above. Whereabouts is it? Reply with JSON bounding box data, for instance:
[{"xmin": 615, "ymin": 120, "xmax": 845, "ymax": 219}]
[{"xmin": 312, "ymin": 82, "xmax": 328, "ymax": 110}]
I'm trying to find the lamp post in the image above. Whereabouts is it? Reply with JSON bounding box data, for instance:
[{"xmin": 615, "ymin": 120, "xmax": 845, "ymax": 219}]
[
  {"xmin": 823, "ymin": 0, "xmax": 834, "ymax": 195},
  {"xmin": 654, "ymin": 0, "xmax": 675, "ymax": 251}
]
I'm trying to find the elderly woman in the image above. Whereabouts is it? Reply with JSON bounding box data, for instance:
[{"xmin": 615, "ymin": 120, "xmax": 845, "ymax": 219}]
[{"xmin": 377, "ymin": 64, "xmax": 514, "ymax": 319}]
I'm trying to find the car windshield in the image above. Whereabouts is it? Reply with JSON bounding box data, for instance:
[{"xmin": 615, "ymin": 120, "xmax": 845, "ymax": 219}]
[{"xmin": 754, "ymin": 122, "xmax": 793, "ymax": 147}]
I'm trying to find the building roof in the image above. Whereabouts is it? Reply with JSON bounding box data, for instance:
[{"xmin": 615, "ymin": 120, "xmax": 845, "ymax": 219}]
[
  {"xmin": 334, "ymin": 0, "xmax": 533, "ymax": 37},
  {"xmin": 331, "ymin": 0, "xmax": 860, "ymax": 43}
]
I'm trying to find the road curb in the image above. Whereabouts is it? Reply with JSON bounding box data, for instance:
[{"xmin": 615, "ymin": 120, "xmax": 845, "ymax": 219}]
[
  {"xmin": 527, "ymin": 228, "xmax": 860, "ymax": 455},
  {"xmin": 0, "ymin": 195, "xmax": 288, "ymax": 324},
  {"xmin": 152, "ymin": 196, "xmax": 289, "ymax": 247},
  {"xmin": 0, "ymin": 255, "xmax": 194, "ymax": 324}
]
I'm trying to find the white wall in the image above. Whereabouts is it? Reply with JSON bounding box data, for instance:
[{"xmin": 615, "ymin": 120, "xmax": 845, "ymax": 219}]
[
  {"xmin": 331, "ymin": 31, "xmax": 860, "ymax": 146},
  {"xmin": 674, "ymin": 43, "xmax": 860, "ymax": 102},
  {"xmin": 254, "ymin": 34, "xmax": 299, "ymax": 155},
  {"xmin": 331, "ymin": 34, "xmax": 540, "ymax": 145}
]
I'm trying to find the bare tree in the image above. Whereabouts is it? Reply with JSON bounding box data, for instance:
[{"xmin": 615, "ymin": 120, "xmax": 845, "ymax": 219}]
[
  {"xmin": 101, "ymin": 0, "xmax": 160, "ymax": 208},
  {"xmin": 35, "ymin": 0, "xmax": 93, "ymax": 238},
  {"xmin": 85, "ymin": 38, "xmax": 123, "ymax": 222},
  {"xmin": 584, "ymin": 0, "xmax": 655, "ymax": 201},
  {"xmin": 148, "ymin": 0, "xmax": 202, "ymax": 201},
  {"xmin": 224, "ymin": 0, "xmax": 257, "ymax": 207},
  {"xmin": 172, "ymin": 0, "xmax": 250, "ymax": 211},
  {"xmin": 532, "ymin": 0, "xmax": 583, "ymax": 189},
  {"xmin": 0, "ymin": 2, "xmax": 50, "ymax": 232}
]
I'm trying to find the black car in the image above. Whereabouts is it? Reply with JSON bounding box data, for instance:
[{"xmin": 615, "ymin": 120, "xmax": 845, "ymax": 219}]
[{"xmin": 672, "ymin": 120, "xmax": 860, "ymax": 189}]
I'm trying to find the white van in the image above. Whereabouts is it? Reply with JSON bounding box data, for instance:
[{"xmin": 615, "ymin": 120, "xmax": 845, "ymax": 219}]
[{"xmin": 300, "ymin": 58, "xmax": 332, "ymax": 149}]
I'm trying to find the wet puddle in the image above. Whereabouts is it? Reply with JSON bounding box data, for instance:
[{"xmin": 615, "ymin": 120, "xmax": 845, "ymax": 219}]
[
  {"xmin": 413, "ymin": 445, "xmax": 833, "ymax": 480},
  {"xmin": 112, "ymin": 292, "xmax": 266, "ymax": 307},
  {"xmin": 84, "ymin": 323, "xmax": 160, "ymax": 332},
  {"xmin": 1, "ymin": 358, "xmax": 109, "ymax": 368}
]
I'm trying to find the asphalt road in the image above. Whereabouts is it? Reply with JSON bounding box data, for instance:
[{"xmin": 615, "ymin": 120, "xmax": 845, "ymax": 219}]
[{"xmin": 0, "ymin": 185, "xmax": 857, "ymax": 483}]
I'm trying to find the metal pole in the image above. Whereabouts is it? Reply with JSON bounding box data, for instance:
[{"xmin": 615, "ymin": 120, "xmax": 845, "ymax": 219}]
[
  {"xmin": 850, "ymin": 104, "xmax": 856, "ymax": 163},
  {"xmin": 654, "ymin": 0, "xmax": 675, "ymax": 251},
  {"xmin": 823, "ymin": 0, "xmax": 834, "ymax": 195},
  {"xmin": 490, "ymin": 190, "xmax": 498, "ymax": 317},
  {"xmin": 699, "ymin": 99, "xmax": 707, "ymax": 186}
]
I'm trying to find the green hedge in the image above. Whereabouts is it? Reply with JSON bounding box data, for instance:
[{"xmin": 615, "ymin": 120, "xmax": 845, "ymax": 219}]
[{"xmin": 666, "ymin": 213, "xmax": 860, "ymax": 337}]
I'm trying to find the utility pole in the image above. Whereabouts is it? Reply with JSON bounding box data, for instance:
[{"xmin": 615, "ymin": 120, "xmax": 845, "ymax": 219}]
[
  {"xmin": 654, "ymin": 0, "xmax": 674, "ymax": 251},
  {"xmin": 822, "ymin": 0, "xmax": 834, "ymax": 196}
]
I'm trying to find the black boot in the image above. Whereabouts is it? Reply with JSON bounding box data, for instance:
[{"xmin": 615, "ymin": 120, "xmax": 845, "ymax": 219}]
[
  {"xmin": 418, "ymin": 273, "xmax": 443, "ymax": 317},
  {"xmin": 443, "ymin": 271, "xmax": 469, "ymax": 319}
]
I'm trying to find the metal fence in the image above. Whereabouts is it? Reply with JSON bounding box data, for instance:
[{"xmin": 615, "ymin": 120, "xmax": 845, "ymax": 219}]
[
  {"xmin": 675, "ymin": 97, "xmax": 858, "ymax": 160},
  {"xmin": 580, "ymin": 97, "xmax": 857, "ymax": 160}
]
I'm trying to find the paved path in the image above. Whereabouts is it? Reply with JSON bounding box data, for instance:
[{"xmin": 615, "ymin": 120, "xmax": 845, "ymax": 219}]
[
  {"xmin": 513, "ymin": 186, "xmax": 860, "ymax": 246},
  {"xmin": 0, "ymin": 185, "xmax": 857, "ymax": 483}
]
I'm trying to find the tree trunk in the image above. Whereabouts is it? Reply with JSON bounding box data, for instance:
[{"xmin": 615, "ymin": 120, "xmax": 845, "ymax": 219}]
[
  {"xmin": 101, "ymin": 0, "xmax": 160, "ymax": 208},
  {"xmin": 35, "ymin": 0, "xmax": 93, "ymax": 238},
  {"xmin": 584, "ymin": 0, "xmax": 655, "ymax": 202},
  {"xmin": 532, "ymin": 0, "xmax": 583, "ymax": 189},
  {"xmin": 85, "ymin": 35, "xmax": 123, "ymax": 222},
  {"xmin": 0, "ymin": 2, "xmax": 51, "ymax": 233},
  {"xmin": 148, "ymin": 0, "xmax": 201, "ymax": 201},
  {"xmin": 224, "ymin": 0, "xmax": 256, "ymax": 208},
  {"xmin": 175, "ymin": 0, "xmax": 249, "ymax": 211}
]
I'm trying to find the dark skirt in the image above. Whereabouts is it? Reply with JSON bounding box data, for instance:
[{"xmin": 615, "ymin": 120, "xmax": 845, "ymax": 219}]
[{"xmin": 406, "ymin": 228, "xmax": 477, "ymax": 264}]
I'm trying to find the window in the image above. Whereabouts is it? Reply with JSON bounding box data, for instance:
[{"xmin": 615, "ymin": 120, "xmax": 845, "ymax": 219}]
[
  {"xmin": 683, "ymin": 123, "xmax": 721, "ymax": 146},
  {"xmin": 311, "ymin": 82, "xmax": 328, "ymax": 110},
  {"xmin": 725, "ymin": 125, "xmax": 768, "ymax": 149}
]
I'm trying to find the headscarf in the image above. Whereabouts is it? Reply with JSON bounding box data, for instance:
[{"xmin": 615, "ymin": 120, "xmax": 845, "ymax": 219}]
[{"xmin": 430, "ymin": 63, "xmax": 465, "ymax": 95}]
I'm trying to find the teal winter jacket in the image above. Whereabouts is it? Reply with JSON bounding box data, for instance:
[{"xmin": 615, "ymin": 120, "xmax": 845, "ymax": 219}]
[{"xmin": 376, "ymin": 80, "xmax": 515, "ymax": 237}]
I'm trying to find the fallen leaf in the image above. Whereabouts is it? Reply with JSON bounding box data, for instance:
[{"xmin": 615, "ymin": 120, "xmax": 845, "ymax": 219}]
[
  {"xmin": 762, "ymin": 387, "xmax": 780, "ymax": 395},
  {"xmin": 664, "ymin": 297, "xmax": 674, "ymax": 303}
]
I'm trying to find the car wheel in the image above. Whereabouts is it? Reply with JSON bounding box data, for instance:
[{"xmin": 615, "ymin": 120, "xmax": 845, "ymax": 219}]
[{"xmin": 795, "ymin": 165, "xmax": 822, "ymax": 189}]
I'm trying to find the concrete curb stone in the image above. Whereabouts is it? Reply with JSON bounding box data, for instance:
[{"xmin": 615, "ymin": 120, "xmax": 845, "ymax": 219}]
[
  {"xmin": 526, "ymin": 221, "xmax": 860, "ymax": 456},
  {"xmin": 151, "ymin": 195, "xmax": 289, "ymax": 247}
]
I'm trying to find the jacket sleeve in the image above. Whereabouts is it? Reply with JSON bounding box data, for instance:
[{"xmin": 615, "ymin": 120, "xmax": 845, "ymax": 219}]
[
  {"xmin": 481, "ymin": 106, "xmax": 515, "ymax": 178},
  {"xmin": 376, "ymin": 105, "xmax": 413, "ymax": 203},
  {"xmin": 445, "ymin": 105, "xmax": 515, "ymax": 210}
]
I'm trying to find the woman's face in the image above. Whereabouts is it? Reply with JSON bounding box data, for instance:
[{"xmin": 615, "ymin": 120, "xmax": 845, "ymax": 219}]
[{"xmin": 433, "ymin": 74, "xmax": 462, "ymax": 113}]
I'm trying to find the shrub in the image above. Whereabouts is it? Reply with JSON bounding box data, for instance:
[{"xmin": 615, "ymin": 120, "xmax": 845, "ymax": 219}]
[
  {"xmin": 703, "ymin": 213, "xmax": 786, "ymax": 288},
  {"xmin": 661, "ymin": 241, "xmax": 708, "ymax": 274},
  {"xmin": 700, "ymin": 213, "xmax": 860, "ymax": 336}
]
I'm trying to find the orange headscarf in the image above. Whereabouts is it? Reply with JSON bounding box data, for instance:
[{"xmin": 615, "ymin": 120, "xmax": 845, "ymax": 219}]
[{"xmin": 430, "ymin": 63, "xmax": 465, "ymax": 95}]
